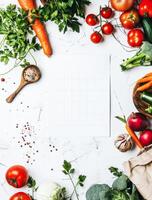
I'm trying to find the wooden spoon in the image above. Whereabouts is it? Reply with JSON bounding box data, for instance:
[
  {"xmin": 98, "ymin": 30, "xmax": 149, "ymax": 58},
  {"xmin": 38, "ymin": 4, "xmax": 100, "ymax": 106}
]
[{"xmin": 6, "ymin": 65, "xmax": 41, "ymax": 103}]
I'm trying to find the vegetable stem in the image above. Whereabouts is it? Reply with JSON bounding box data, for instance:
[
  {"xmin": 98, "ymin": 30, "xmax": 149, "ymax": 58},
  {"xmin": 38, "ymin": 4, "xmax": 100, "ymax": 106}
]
[
  {"xmin": 29, "ymin": 51, "xmax": 37, "ymax": 66},
  {"xmin": 69, "ymin": 182, "xmax": 79, "ymax": 199},
  {"xmin": 68, "ymin": 174, "xmax": 79, "ymax": 200},
  {"xmin": 121, "ymin": 42, "xmax": 152, "ymax": 71},
  {"xmin": 0, "ymin": 50, "xmax": 30, "ymax": 76}
]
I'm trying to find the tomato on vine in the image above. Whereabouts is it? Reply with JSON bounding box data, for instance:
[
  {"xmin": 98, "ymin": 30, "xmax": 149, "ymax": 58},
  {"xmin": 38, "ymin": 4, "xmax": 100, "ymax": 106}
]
[
  {"xmin": 100, "ymin": 7, "xmax": 114, "ymax": 19},
  {"xmin": 101, "ymin": 23, "xmax": 114, "ymax": 35},
  {"xmin": 90, "ymin": 32, "xmax": 103, "ymax": 44},
  {"xmin": 86, "ymin": 14, "xmax": 99, "ymax": 26}
]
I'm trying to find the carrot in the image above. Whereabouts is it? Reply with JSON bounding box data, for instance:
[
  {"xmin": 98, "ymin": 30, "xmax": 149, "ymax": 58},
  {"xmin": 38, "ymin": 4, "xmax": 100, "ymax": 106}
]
[
  {"xmin": 137, "ymin": 76, "xmax": 152, "ymax": 84},
  {"xmin": 136, "ymin": 81, "xmax": 152, "ymax": 92},
  {"xmin": 18, "ymin": 0, "xmax": 36, "ymax": 10},
  {"xmin": 144, "ymin": 72, "xmax": 152, "ymax": 77},
  {"xmin": 126, "ymin": 124, "xmax": 143, "ymax": 149},
  {"xmin": 18, "ymin": 0, "xmax": 52, "ymax": 57}
]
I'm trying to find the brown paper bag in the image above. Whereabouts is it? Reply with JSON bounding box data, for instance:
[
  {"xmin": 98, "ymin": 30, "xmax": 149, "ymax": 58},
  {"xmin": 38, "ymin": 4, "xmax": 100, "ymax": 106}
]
[{"xmin": 124, "ymin": 146, "xmax": 152, "ymax": 200}]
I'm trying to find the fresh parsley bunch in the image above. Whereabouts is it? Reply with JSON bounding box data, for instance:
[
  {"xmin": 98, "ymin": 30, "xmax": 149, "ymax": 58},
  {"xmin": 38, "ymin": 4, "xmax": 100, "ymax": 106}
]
[
  {"xmin": 0, "ymin": 4, "xmax": 41, "ymax": 71},
  {"xmin": 38, "ymin": 0, "xmax": 91, "ymax": 33}
]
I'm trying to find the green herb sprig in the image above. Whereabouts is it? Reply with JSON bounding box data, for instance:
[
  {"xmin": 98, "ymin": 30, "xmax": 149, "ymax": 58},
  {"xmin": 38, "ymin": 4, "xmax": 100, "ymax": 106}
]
[
  {"xmin": 27, "ymin": 176, "xmax": 38, "ymax": 200},
  {"xmin": 0, "ymin": 4, "xmax": 41, "ymax": 74},
  {"xmin": 63, "ymin": 160, "xmax": 86, "ymax": 200},
  {"xmin": 37, "ymin": 0, "xmax": 91, "ymax": 33}
]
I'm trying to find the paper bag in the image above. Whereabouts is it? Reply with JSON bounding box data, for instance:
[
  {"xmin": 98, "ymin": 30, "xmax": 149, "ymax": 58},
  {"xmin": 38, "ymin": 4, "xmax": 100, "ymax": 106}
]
[{"xmin": 124, "ymin": 147, "xmax": 152, "ymax": 200}]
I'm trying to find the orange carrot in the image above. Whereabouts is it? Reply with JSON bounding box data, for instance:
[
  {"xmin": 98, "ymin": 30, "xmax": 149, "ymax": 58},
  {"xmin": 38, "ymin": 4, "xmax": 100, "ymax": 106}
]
[
  {"xmin": 137, "ymin": 81, "xmax": 152, "ymax": 92},
  {"xmin": 137, "ymin": 76, "xmax": 152, "ymax": 84},
  {"xmin": 126, "ymin": 124, "xmax": 143, "ymax": 149},
  {"xmin": 144, "ymin": 72, "xmax": 152, "ymax": 77},
  {"xmin": 18, "ymin": 0, "xmax": 36, "ymax": 10},
  {"xmin": 18, "ymin": 0, "xmax": 52, "ymax": 56}
]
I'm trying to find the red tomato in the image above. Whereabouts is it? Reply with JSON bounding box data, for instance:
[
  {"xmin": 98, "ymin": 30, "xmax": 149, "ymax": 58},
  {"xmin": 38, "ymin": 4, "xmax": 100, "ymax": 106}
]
[
  {"xmin": 120, "ymin": 10, "xmax": 140, "ymax": 29},
  {"xmin": 86, "ymin": 14, "xmax": 99, "ymax": 26},
  {"xmin": 110, "ymin": 0, "xmax": 134, "ymax": 11},
  {"xmin": 139, "ymin": 130, "xmax": 152, "ymax": 147},
  {"xmin": 100, "ymin": 7, "xmax": 114, "ymax": 19},
  {"xmin": 90, "ymin": 32, "xmax": 103, "ymax": 44},
  {"xmin": 10, "ymin": 192, "xmax": 31, "ymax": 200},
  {"xmin": 101, "ymin": 23, "xmax": 114, "ymax": 35},
  {"xmin": 127, "ymin": 29, "xmax": 144, "ymax": 47},
  {"xmin": 6, "ymin": 165, "xmax": 29, "ymax": 188},
  {"xmin": 139, "ymin": 0, "xmax": 152, "ymax": 18}
]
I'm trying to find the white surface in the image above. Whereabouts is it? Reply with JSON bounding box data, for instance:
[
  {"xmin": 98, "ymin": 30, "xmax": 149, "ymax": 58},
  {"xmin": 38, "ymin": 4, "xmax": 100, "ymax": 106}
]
[{"xmin": 0, "ymin": 0, "xmax": 150, "ymax": 199}]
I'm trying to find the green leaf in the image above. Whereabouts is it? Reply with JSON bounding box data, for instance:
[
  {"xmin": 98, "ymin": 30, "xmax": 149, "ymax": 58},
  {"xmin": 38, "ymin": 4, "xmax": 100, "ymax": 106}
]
[
  {"xmin": 51, "ymin": 10, "xmax": 58, "ymax": 19},
  {"xmin": 112, "ymin": 175, "xmax": 128, "ymax": 191},
  {"xmin": 70, "ymin": 168, "xmax": 75, "ymax": 174},
  {"xmin": 115, "ymin": 116, "xmax": 127, "ymax": 124},
  {"xmin": 63, "ymin": 160, "xmax": 72, "ymax": 173},
  {"xmin": 37, "ymin": 0, "xmax": 90, "ymax": 33},
  {"xmin": 78, "ymin": 175, "xmax": 86, "ymax": 182},
  {"xmin": 86, "ymin": 184, "xmax": 111, "ymax": 200},
  {"xmin": 111, "ymin": 190, "xmax": 129, "ymax": 200},
  {"xmin": 129, "ymin": 184, "xmax": 140, "ymax": 200},
  {"xmin": 109, "ymin": 167, "xmax": 123, "ymax": 177},
  {"xmin": 99, "ymin": 190, "xmax": 112, "ymax": 200},
  {"xmin": 27, "ymin": 176, "xmax": 36, "ymax": 188}
]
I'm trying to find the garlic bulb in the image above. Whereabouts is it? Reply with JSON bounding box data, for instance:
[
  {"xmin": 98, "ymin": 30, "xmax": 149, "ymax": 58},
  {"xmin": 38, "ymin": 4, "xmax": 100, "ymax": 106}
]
[{"xmin": 114, "ymin": 134, "xmax": 134, "ymax": 152}]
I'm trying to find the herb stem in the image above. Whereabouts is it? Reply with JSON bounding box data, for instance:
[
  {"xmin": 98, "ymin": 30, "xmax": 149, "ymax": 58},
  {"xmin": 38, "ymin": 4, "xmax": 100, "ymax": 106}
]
[
  {"xmin": 0, "ymin": 36, "xmax": 6, "ymax": 49},
  {"xmin": 29, "ymin": 51, "xmax": 37, "ymax": 66},
  {"xmin": 32, "ymin": 187, "xmax": 35, "ymax": 199},
  {"xmin": 68, "ymin": 174, "xmax": 79, "ymax": 200},
  {"xmin": 0, "ymin": 49, "xmax": 30, "ymax": 76},
  {"xmin": 0, "ymin": 59, "xmax": 18, "ymax": 76},
  {"xmin": 69, "ymin": 182, "xmax": 79, "ymax": 199}
]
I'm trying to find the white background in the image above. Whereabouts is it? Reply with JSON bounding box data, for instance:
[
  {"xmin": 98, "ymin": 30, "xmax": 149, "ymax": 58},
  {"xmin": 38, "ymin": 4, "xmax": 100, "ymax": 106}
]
[{"xmin": 0, "ymin": 0, "xmax": 151, "ymax": 199}]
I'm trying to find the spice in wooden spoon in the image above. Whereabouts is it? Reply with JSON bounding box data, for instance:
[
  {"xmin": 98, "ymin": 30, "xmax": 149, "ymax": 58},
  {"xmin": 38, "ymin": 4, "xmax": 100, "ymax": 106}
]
[{"xmin": 6, "ymin": 65, "xmax": 41, "ymax": 103}]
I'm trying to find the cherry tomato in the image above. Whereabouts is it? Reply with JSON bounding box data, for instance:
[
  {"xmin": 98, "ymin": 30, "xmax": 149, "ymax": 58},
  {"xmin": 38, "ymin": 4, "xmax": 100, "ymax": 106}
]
[
  {"xmin": 139, "ymin": 0, "xmax": 152, "ymax": 18},
  {"xmin": 110, "ymin": 0, "xmax": 134, "ymax": 11},
  {"xmin": 127, "ymin": 29, "xmax": 144, "ymax": 47},
  {"xmin": 6, "ymin": 165, "xmax": 29, "ymax": 188},
  {"xmin": 139, "ymin": 130, "xmax": 152, "ymax": 147},
  {"xmin": 100, "ymin": 7, "xmax": 114, "ymax": 19},
  {"xmin": 120, "ymin": 9, "xmax": 140, "ymax": 29},
  {"xmin": 10, "ymin": 192, "xmax": 31, "ymax": 200},
  {"xmin": 86, "ymin": 14, "xmax": 99, "ymax": 26},
  {"xmin": 101, "ymin": 23, "xmax": 114, "ymax": 35},
  {"xmin": 90, "ymin": 32, "xmax": 103, "ymax": 44}
]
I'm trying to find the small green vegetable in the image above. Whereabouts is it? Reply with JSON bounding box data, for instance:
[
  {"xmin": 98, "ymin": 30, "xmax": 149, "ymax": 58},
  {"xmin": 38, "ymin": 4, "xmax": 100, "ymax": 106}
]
[
  {"xmin": 112, "ymin": 175, "xmax": 128, "ymax": 191},
  {"xmin": 140, "ymin": 91, "xmax": 152, "ymax": 105},
  {"xmin": 86, "ymin": 184, "xmax": 111, "ymax": 200},
  {"xmin": 145, "ymin": 105, "xmax": 152, "ymax": 114},
  {"xmin": 99, "ymin": 190, "xmax": 112, "ymax": 200},
  {"xmin": 111, "ymin": 190, "xmax": 129, "ymax": 200},
  {"xmin": 86, "ymin": 167, "xmax": 144, "ymax": 200},
  {"xmin": 121, "ymin": 42, "xmax": 152, "ymax": 71},
  {"xmin": 142, "ymin": 18, "xmax": 152, "ymax": 43}
]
